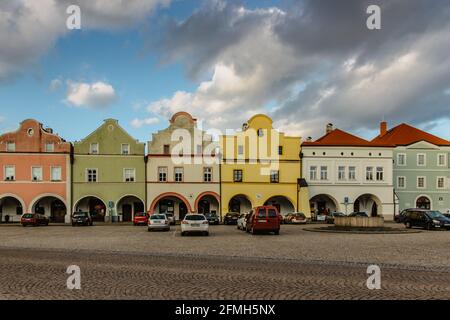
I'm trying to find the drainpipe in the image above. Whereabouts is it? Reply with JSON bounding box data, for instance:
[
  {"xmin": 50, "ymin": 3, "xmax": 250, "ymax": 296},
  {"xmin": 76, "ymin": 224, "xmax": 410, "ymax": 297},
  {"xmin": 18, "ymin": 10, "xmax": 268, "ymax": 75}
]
[
  {"xmin": 144, "ymin": 153, "xmax": 148, "ymax": 212},
  {"xmin": 70, "ymin": 145, "xmax": 74, "ymax": 222},
  {"xmin": 219, "ymin": 152, "xmax": 222, "ymax": 221}
]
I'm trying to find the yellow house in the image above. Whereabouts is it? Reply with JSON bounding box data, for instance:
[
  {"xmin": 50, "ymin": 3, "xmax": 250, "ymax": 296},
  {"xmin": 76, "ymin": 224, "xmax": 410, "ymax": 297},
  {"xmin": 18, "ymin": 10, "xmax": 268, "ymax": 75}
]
[{"xmin": 219, "ymin": 114, "xmax": 310, "ymax": 218}]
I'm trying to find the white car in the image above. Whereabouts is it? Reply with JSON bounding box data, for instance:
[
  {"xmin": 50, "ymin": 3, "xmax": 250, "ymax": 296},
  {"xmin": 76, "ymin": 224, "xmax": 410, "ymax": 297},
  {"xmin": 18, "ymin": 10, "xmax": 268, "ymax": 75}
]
[
  {"xmin": 148, "ymin": 214, "xmax": 170, "ymax": 232},
  {"xmin": 181, "ymin": 214, "xmax": 209, "ymax": 236},
  {"xmin": 237, "ymin": 213, "xmax": 248, "ymax": 230}
]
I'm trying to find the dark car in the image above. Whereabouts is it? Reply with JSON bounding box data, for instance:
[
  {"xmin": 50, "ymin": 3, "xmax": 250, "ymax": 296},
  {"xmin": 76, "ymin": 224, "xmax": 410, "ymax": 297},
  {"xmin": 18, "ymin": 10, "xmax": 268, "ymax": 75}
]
[
  {"xmin": 223, "ymin": 212, "xmax": 240, "ymax": 225},
  {"xmin": 21, "ymin": 213, "xmax": 49, "ymax": 227},
  {"xmin": 72, "ymin": 212, "xmax": 93, "ymax": 226},
  {"xmin": 326, "ymin": 212, "xmax": 346, "ymax": 224},
  {"xmin": 394, "ymin": 209, "xmax": 409, "ymax": 223},
  {"xmin": 348, "ymin": 212, "xmax": 369, "ymax": 217},
  {"xmin": 205, "ymin": 213, "xmax": 220, "ymax": 225},
  {"xmin": 443, "ymin": 212, "xmax": 450, "ymax": 219},
  {"xmin": 404, "ymin": 209, "xmax": 450, "ymax": 230}
]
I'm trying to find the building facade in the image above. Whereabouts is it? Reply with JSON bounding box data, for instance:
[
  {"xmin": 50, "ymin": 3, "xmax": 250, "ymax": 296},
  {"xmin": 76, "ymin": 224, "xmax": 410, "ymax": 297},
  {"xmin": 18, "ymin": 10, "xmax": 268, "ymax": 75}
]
[
  {"xmin": 0, "ymin": 119, "xmax": 71, "ymax": 222},
  {"xmin": 147, "ymin": 112, "xmax": 220, "ymax": 220},
  {"xmin": 220, "ymin": 114, "xmax": 309, "ymax": 217},
  {"xmin": 72, "ymin": 119, "xmax": 146, "ymax": 222},
  {"xmin": 302, "ymin": 124, "xmax": 395, "ymax": 220},
  {"xmin": 372, "ymin": 122, "xmax": 450, "ymax": 213}
]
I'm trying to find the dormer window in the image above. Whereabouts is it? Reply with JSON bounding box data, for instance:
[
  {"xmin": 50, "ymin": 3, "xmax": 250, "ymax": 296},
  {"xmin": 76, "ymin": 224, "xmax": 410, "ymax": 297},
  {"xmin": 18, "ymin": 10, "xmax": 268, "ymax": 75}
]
[
  {"xmin": 163, "ymin": 144, "xmax": 170, "ymax": 155},
  {"xmin": 6, "ymin": 141, "xmax": 15, "ymax": 152},
  {"xmin": 90, "ymin": 143, "xmax": 99, "ymax": 155},
  {"xmin": 45, "ymin": 143, "xmax": 54, "ymax": 152},
  {"xmin": 121, "ymin": 144, "xmax": 130, "ymax": 155},
  {"xmin": 257, "ymin": 128, "xmax": 264, "ymax": 137}
]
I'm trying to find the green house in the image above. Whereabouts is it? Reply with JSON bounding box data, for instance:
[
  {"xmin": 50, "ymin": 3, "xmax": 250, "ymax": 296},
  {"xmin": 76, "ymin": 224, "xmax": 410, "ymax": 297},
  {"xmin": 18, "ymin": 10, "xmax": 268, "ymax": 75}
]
[
  {"xmin": 372, "ymin": 122, "xmax": 450, "ymax": 214},
  {"xmin": 72, "ymin": 119, "xmax": 146, "ymax": 222}
]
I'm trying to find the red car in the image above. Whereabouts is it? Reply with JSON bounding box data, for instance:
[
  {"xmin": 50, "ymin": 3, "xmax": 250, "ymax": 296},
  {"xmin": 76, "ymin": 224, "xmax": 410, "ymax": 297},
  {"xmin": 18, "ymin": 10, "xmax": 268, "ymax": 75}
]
[
  {"xmin": 245, "ymin": 206, "xmax": 281, "ymax": 235},
  {"xmin": 21, "ymin": 213, "xmax": 49, "ymax": 227},
  {"xmin": 133, "ymin": 212, "xmax": 149, "ymax": 226}
]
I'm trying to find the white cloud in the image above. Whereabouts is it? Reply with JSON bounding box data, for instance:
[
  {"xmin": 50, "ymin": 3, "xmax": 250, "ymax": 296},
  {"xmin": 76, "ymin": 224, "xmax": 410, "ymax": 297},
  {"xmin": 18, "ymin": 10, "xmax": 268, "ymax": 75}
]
[
  {"xmin": 65, "ymin": 81, "xmax": 117, "ymax": 108},
  {"xmin": 130, "ymin": 117, "xmax": 159, "ymax": 128}
]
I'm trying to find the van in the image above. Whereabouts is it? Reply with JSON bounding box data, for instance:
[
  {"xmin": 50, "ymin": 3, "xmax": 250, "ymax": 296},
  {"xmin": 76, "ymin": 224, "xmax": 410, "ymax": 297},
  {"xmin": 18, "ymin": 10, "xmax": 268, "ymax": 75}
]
[{"xmin": 245, "ymin": 206, "xmax": 281, "ymax": 235}]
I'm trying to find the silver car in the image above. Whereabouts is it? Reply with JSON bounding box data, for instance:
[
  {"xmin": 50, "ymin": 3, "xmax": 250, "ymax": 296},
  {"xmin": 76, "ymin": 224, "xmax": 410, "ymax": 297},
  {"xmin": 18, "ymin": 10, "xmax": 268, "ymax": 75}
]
[{"xmin": 148, "ymin": 214, "xmax": 170, "ymax": 232}]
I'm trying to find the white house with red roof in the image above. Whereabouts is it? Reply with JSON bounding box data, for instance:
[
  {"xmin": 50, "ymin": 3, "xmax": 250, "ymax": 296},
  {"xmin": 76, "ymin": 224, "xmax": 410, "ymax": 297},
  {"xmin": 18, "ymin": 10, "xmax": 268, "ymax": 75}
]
[{"xmin": 302, "ymin": 123, "xmax": 395, "ymax": 220}]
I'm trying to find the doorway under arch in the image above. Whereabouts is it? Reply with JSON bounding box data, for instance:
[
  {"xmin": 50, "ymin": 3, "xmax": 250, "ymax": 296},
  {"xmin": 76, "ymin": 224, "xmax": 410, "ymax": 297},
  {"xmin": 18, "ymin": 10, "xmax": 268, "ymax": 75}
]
[
  {"xmin": 264, "ymin": 195, "xmax": 295, "ymax": 215},
  {"xmin": 74, "ymin": 196, "xmax": 107, "ymax": 222},
  {"xmin": 31, "ymin": 195, "xmax": 67, "ymax": 223},
  {"xmin": 228, "ymin": 195, "xmax": 252, "ymax": 213}
]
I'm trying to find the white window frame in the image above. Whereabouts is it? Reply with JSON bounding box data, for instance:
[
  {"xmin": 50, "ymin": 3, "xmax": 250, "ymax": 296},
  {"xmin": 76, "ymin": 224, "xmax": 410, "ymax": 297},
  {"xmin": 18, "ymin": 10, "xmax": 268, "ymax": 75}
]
[
  {"xmin": 86, "ymin": 168, "xmax": 98, "ymax": 183},
  {"xmin": 174, "ymin": 167, "xmax": 183, "ymax": 182},
  {"xmin": 376, "ymin": 167, "xmax": 384, "ymax": 181},
  {"xmin": 90, "ymin": 143, "xmax": 99, "ymax": 155},
  {"xmin": 397, "ymin": 153, "xmax": 406, "ymax": 166},
  {"xmin": 397, "ymin": 176, "xmax": 406, "ymax": 189},
  {"xmin": 417, "ymin": 153, "xmax": 426, "ymax": 166},
  {"xmin": 31, "ymin": 166, "xmax": 43, "ymax": 182},
  {"xmin": 6, "ymin": 141, "xmax": 15, "ymax": 152},
  {"xmin": 121, "ymin": 144, "xmax": 130, "ymax": 155},
  {"xmin": 338, "ymin": 166, "xmax": 346, "ymax": 181},
  {"xmin": 203, "ymin": 167, "xmax": 212, "ymax": 182},
  {"xmin": 366, "ymin": 167, "xmax": 374, "ymax": 181},
  {"xmin": 4, "ymin": 165, "xmax": 15, "ymax": 181},
  {"xmin": 309, "ymin": 166, "xmax": 317, "ymax": 181},
  {"xmin": 50, "ymin": 166, "xmax": 62, "ymax": 181},
  {"xmin": 158, "ymin": 167, "xmax": 168, "ymax": 182},
  {"xmin": 123, "ymin": 168, "xmax": 136, "ymax": 182},
  {"xmin": 417, "ymin": 176, "xmax": 426, "ymax": 189},
  {"xmin": 320, "ymin": 166, "xmax": 328, "ymax": 181},
  {"xmin": 437, "ymin": 153, "xmax": 446, "ymax": 167},
  {"xmin": 437, "ymin": 176, "xmax": 445, "ymax": 189},
  {"xmin": 348, "ymin": 166, "xmax": 356, "ymax": 181},
  {"xmin": 45, "ymin": 143, "xmax": 54, "ymax": 153}
]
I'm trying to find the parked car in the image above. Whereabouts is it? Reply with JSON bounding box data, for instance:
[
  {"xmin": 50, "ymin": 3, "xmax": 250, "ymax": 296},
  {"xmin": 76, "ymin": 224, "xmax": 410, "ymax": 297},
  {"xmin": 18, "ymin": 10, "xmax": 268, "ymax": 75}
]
[
  {"xmin": 205, "ymin": 213, "xmax": 220, "ymax": 225},
  {"xmin": 181, "ymin": 214, "xmax": 209, "ymax": 236},
  {"xmin": 148, "ymin": 214, "xmax": 170, "ymax": 232},
  {"xmin": 394, "ymin": 209, "xmax": 409, "ymax": 223},
  {"xmin": 21, "ymin": 213, "xmax": 49, "ymax": 227},
  {"xmin": 237, "ymin": 213, "xmax": 249, "ymax": 230},
  {"xmin": 246, "ymin": 206, "xmax": 281, "ymax": 235},
  {"xmin": 443, "ymin": 212, "xmax": 450, "ymax": 219},
  {"xmin": 71, "ymin": 212, "xmax": 93, "ymax": 226},
  {"xmin": 164, "ymin": 213, "xmax": 176, "ymax": 225},
  {"xmin": 348, "ymin": 212, "xmax": 369, "ymax": 217},
  {"xmin": 326, "ymin": 212, "xmax": 346, "ymax": 224},
  {"xmin": 223, "ymin": 212, "xmax": 240, "ymax": 225},
  {"xmin": 404, "ymin": 209, "xmax": 450, "ymax": 230},
  {"xmin": 133, "ymin": 212, "xmax": 148, "ymax": 226},
  {"xmin": 284, "ymin": 212, "xmax": 307, "ymax": 224}
]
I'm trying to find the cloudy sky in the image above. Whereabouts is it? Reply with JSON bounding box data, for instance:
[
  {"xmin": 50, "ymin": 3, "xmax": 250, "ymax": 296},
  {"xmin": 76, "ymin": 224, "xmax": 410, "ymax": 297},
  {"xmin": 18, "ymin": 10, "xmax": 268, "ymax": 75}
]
[{"xmin": 1, "ymin": 0, "xmax": 449, "ymax": 142}]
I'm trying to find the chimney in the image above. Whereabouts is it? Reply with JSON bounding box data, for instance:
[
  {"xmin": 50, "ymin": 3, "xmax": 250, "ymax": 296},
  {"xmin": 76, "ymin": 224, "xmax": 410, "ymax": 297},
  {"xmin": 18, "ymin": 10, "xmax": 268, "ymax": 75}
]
[
  {"xmin": 380, "ymin": 121, "xmax": 387, "ymax": 136},
  {"xmin": 306, "ymin": 137, "xmax": 312, "ymax": 142},
  {"xmin": 326, "ymin": 123, "xmax": 333, "ymax": 134}
]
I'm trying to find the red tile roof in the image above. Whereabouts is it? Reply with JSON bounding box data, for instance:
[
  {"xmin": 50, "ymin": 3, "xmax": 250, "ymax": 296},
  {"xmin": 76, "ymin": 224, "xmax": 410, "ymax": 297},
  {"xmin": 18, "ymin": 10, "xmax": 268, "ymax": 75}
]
[
  {"xmin": 302, "ymin": 128, "xmax": 391, "ymax": 147},
  {"xmin": 371, "ymin": 123, "xmax": 450, "ymax": 146}
]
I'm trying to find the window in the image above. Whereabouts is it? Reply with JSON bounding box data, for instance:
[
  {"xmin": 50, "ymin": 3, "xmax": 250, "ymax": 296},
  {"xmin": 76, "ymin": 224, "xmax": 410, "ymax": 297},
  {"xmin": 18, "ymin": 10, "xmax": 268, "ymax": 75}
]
[
  {"xmin": 437, "ymin": 177, "xmax": 445, "ymax": 189},
  {"xmin": 397, "ymin": 176, "xmax": 406, "ymax": 189},
  {"xmin": 417, "ymin": 176, "xmax": 425, "ymax": 189},
  {"xmin": 366, "ymin": 167, "xmax": 374, "ymax": 181},
  {"xmin": 233, "ymin": 169, "xmax": 243, "ymax": 182},
  {"xmin": 376, "ymin": 167, "xmax": 384, "ymax": 181},
  {"xmin": 238, "ymin": 145, "xmax": 244, "ymax": 155},
  {"xmin": 32, "ymin": 167, "xmax": 43, "ymax": 181},
  {"xmin": 45, "ymin": 143, "xmax": 54, "ymax": 152},
  {"xmin": 174, "ymin": 167, "xmax": 183, "ymax": 182},
  {"xmin": 197, "ymin": 145, "xmax": 202, "ymax": 155},
  {"xmin": 397, "ymin": 153, "xmax": 406, "ymax": 166},
  {"xmin": 257, "ymin": 128, "xmax": 264, "ymax": 137},
  {"xmin": 121, "ymin": 144, "xmax": 130, "ymax": 155},
  {"xmin": 338, "ymin": 166, "xmax": 345, "ymax": 181},
  {"xmin": 4, "ymin": 166, "xmax": 15, "ymax": 181},
  {"xmin": 278, "ymin": 146, "xmax": 283, "ymax": 155},
  {"xmin": 348, "ymin": 166, "xmax": 356, "ymax": 180},
  {"xmin": 86, "ymin": 169, "xmax": 97, "ymax": 182},
  {"xmin": 6, "ymin": 141, "xmax": 15, "ymax": 152},
  {"xmin": 309, "ymin": 166, "xmax": 317, "ymax": 181},
  {"xmin": 417, "ymin": 153, "xmax": 426, "ymax": 166},
  {"xmin": 203, "ymin": 167, "xmax": 212, "ymax": 182},
  {"xmin": 163, "ymin": 145, "xmax": 170, "ymax": 155},
  {"xmin": 51, "ymin": 167, "xmax": 61, "ymax": 181},
  {"xmin": 90, "ymin": 143, "xmax": 99, "ymax": 155},
  {"xmin": 320, "ymin": 166, "xmax": 328, "ymax": 181},
  {"xmin": 437, "ymin": 154, "xmax": 446, "ymax": 166},
  {"xmin": 158, "ymin": 167, "xmax": 167, "ymax": 182},
  {"xmin": 270, "ymin": 170, "xmax": 279, "ymax": 183},
  {"xmin": 124, "ymin": 168, "xmax": 135, "ymax": 182}
]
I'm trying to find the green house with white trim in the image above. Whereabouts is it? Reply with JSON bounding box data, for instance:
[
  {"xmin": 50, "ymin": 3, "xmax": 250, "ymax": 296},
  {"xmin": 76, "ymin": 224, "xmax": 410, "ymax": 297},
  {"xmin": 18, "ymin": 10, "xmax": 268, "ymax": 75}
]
[{"xmin": 72, "ymin": 119, "xmax": 146, "ymax": 222}]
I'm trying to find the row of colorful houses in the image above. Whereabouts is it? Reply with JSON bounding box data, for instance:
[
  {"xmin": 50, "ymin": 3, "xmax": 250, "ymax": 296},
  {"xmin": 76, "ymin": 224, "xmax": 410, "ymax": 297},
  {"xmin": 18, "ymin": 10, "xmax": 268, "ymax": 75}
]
[{"xmin": 0, "ymin": 112, "xmax": 449, "ymax": 223}]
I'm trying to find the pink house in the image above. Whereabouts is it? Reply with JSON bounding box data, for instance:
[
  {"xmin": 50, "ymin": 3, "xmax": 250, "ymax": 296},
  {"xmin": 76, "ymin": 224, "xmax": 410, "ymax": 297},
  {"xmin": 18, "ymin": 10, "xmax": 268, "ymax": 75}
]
[{"xmin": 0, "ymin": 119, "xmax": 72, "ymax": 223}]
